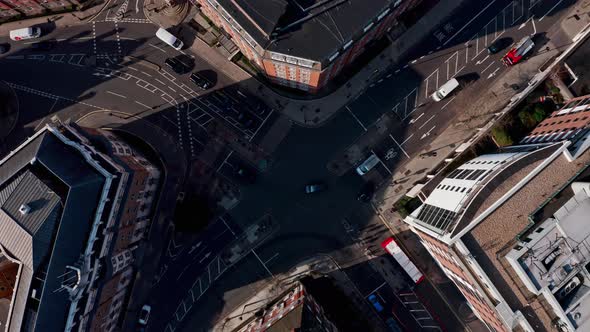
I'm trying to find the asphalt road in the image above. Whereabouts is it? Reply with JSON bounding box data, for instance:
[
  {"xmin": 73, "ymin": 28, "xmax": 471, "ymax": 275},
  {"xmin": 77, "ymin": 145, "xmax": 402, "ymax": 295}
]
[{"xmin": 0, "ymin": 0, "xmax": 578, "ymax": 331}]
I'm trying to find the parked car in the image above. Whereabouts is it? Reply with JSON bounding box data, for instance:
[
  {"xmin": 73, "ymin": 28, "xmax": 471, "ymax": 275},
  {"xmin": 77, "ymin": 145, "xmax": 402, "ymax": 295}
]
[
  {"xmin": 305, "ymin": 182, "xmax": 326, "ymax": 194},
  {"xmin": 30, "ymin": 39, "xmax": 56, "ymax": 51},
  {"xmin": 356, "ymin": 153, "xmax": 380, "ymax": 176},
  {"xmin": 487, "ymin": 37, "xmax": 513, "ymax": 54},
  {"xmin": 165, "ymin": 57, "xmax": 190, "ymax": 74},
  {"xmin": 357, "ymin": 182, "xmax": 375, "ymax": 202},
  {"xmin": 368, "ymin": 294, "xmax": 384, "ymax": 312},
  {"xmin": 138, "ymin": 305, "xmax": 151, "ymax": 325},
  {"xmin": 190, "ymin": 72, "xmax": 213, "ymax": 90}
]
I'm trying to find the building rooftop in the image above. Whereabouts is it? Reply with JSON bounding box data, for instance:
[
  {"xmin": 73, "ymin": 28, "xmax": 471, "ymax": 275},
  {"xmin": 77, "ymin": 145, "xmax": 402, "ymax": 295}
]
[
  {"xmin": 0, "ymin": 127, "xmax": 108, "ymax": 332},
  {"xmin": 218, "ymin": 0, "xmax": 398, "ymax": 62},
  {"xmin": 461, "ymin": 145, "xmax": 590, "ymax": 331},
  {"xmin": 407, "ymin": 144, "xmax": 562, "ymax": 240}
]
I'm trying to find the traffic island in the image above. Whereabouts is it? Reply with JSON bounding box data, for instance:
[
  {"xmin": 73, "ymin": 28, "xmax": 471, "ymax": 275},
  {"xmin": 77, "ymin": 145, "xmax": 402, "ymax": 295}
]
[{"xmin": 0, "ymin": 81, "xmax": 19, "ymax": 140}]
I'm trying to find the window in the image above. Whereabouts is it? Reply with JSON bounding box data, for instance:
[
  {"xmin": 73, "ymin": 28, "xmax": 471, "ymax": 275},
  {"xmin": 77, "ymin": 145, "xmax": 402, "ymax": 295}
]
[
  {"xmin": 343, "ymin": 40, "xmax": 353, "ymax": 50},
  {"xmin": 328, "ymin": 52, "xmax": 339, "ymax": 62},
  {"xmin": 535, "ymin": 227, "xmax": 544, "ymax": 233},
  {"xmin": 363, "ymin": 22, "xmax": 374, "ymax": 33},
  {"xmin": 377, "ymin": 8, "xmax": 390, "ymax": 21}
]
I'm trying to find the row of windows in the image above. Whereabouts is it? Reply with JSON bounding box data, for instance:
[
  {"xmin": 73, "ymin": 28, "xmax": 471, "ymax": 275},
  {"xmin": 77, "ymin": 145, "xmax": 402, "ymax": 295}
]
[
  {"xmin": 533, "ymin": 128, "xmax": 575, "ymax": 136},
  {"xmin": 436, "ymin": 184, "xmax": 471, "ymax": 193},
  {"xmin": 464, "ymin": 159, "xmax": 503, "ymax": 165},
  {"xmin": 540, "ymin": 116, "xmax": 588, "ymax": 127},
  {"xmin": 446, "ymin": 168, "xmax": 490, "ymax": 181}
]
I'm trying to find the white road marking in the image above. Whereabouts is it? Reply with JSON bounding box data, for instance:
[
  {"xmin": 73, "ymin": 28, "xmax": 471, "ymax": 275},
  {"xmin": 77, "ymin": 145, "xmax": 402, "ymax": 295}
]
[
  {"xmin": 140, "ymin": 71, "xmax": 152, "ymax": 77},
  {"xmin": 409, "ymin": 112, "xmax": 424, "ymax": 124},
  {"xmin": 135, "ymin": 100, "xmax": 151, "ymax": 108},
  {"xmin": 388, "ymin": 135, "xmax": 410, "ymax": 159},
  {"xmin": 476, "ymin": 54, "xmax": 489, "ymax": 65},
  {"xmin": 155, "ymin": 78, "xmax": 166, "ymax": 86},
  {"xmin": 440, "ymin": 96, "xmax": 456, "ymax": 110},
  {"xmin": 418, "ymin": 114, "xmax": 435, "ymax": 129},
  {"xmin": 106, "ymin": 90, "xmax": 127, "ymax": 98},
  {"xmin": 481, "ymin": 61, "xmax": 495, "ymax": 73},
  {"xmin": 149, "ymin": 43, "xmax": 167, "ymax": 54},
  {"xmin": 252, "ymin": 249, "xmax": 274, "ymax": 277},
  {"xmin": 443, "ymin": 0, "xmax": 498, "ymax": 46},
  {"xmin": 487, "ymin": 67, "xmax": 501, "ymax": 79},
  {"xmin": 539, "ymin": 0, "xmax": 564, "ymax": 21},
  {"xmin": 346, "ymin": 106, "xmax": 367, "ymax": 131},
  {"xmin": 400, "ymin": 134, "xmax": 414, "ymax": 145},
  {"xmin": 421, "ymin": 126, "xmax": 437, "ymax": 139},
  {"xmin": 216, "ymin": 150, "xmax": 233, "ymax": 172}
]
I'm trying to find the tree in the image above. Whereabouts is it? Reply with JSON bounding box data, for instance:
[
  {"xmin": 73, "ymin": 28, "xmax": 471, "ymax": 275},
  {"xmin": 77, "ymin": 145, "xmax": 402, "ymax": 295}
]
[{"xmin": 491, "ymin": 127, "xmax": 513, "ymax": 147}]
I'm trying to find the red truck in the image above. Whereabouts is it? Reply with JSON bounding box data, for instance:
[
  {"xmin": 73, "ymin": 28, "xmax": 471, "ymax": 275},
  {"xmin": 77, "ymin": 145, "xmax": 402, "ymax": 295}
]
[{"xmin": 502, "ymin": 36, "xmax": 534, "ymax": 66}]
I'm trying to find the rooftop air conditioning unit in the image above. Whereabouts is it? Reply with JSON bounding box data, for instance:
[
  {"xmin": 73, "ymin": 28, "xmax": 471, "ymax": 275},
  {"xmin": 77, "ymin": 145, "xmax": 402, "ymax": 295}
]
[{"xmin": 19, "ymin": 204, "xmax": 30, "ymax": 215}]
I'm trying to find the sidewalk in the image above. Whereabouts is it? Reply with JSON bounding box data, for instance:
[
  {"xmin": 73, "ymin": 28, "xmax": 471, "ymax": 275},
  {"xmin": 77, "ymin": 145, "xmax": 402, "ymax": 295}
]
[
  {"xmin": 374, "ymin": 0, "xmax": 590, "ymax": 224},
  {"xmin": 0, "ymin": 1, "xmax": 106, "ymax": 35}
]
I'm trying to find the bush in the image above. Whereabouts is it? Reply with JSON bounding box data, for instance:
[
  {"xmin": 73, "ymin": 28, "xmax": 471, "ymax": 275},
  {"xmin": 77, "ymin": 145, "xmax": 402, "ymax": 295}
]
[
  {"xmin": 491, "ymin": 126, "xmax": 513, "ymax": 147},
  {"xmin": 532, "ymin": 104, "xmax": 547, "ymax": 122},
  {"xmin": 394, "ymin": 196, "xmax": 422, "ymax": 218}
]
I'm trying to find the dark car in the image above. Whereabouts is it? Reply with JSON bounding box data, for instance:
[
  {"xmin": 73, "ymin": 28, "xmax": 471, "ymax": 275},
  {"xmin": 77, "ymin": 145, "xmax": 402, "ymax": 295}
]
[
  {"xmin": 165, "ymin": 57, "xmax": 190, "ymax": 74},
  {"xmin": 233, "ymin": 165, "xmax": 256, "ymax": 184},
  {"xmin": 305, "ymin": 182, "xmax": 326, "ymax": 194},
  {"xmin": 30, "ymin": 40, "xmax": 56, "ymax": 51},
  {"xmin": 487, "ymin": 37, "xmax": 513, "ymax": 54},
  {"xmin": 0, "ymin": 43, "xmax": 10, "ymax": 54},
  {"xmin": 190, "ymin": 72, "xmax": 213, "ymax": 90},
  {"xmin": 357, "ymin": 182, "xmax": 375, "ymax": 202}
]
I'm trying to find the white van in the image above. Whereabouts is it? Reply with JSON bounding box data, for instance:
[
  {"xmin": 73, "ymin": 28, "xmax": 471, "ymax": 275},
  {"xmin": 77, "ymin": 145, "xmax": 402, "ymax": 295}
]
[
  {"xmin": 9, "ymin": 27, "xmax": 41, "ymax": 41},
  {"xmin": 156, "ymin": 28, "xmax": 183, "ymax": 50},
  {"xmin": 356, "ymin": 153, "xmax": 380, "ymax": 176},
  {"xmin": 432, "ymin": 78, "xmax": 460, "ymax": 102}
]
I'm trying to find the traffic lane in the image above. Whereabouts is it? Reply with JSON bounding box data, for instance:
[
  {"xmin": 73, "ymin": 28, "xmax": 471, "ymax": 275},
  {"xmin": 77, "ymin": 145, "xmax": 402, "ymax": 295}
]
[{"xmin": 152, "ymin": 254, "xmax": 271, "ymax": 332}]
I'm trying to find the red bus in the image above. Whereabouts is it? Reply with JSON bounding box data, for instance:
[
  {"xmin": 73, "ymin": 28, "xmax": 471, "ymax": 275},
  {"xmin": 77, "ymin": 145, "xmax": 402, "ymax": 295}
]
[{"xmin": 381, "ymin": 237, "xmax": 424, "ymax": 284}]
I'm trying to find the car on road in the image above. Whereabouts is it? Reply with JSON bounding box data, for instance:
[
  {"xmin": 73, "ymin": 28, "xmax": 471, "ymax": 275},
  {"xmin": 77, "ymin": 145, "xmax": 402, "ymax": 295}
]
[
  {"xmin": 30, "ymin": 39, "xmax": 56, "ymax": 51},
  {"xmin": 368, "ymin": 294, "xmax": 384, "ymax": 312},
  {"xmin": 356, "ymin": 153, "xmax": 380, "ymax": 176},
  {"xmin": 487, "ymin": 37, "xmax": 512, "ymax": 54},
  {"xmin": 432, "ymin": 78, "xmax": 460, "ymax": 102},
  {"xmin": 0, "ymin": 43, "xmax": 9, "ymax": 54},
  {"xmin": 305, "ymin": 183, "xmax": 326, "ymax": 194},
  {"xmin": 357, "ymin": 182, "xmax": 375, "ymax": 202},
  {"xmin": 165, "ymin": 57, "xmax": 190, "ymax": 74},
  {"xmin": 138, "ymin": 305, "xmax": 151, "ymax": 325},
  {"xmin": 502, "ymin": 36, "xmax": 534, "ymax": 66},
  {"xmin": 190, "ymin": 72, "xmax": 213, "ymax": 90}
]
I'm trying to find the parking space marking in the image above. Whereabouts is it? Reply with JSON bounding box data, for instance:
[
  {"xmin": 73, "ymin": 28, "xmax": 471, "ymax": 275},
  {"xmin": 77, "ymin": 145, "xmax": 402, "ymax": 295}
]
[
  {"xmin": 400, "ymin": 133, "xmax": 414, "ymax": 145},
  {"xmin": 106, "ymin": 90, "xmax": 127, "ymax": 98},
  {"xmin": 135, "ymin": 100, "xmax": 151, "ymax": 109},
  {"xmin": 346, "ymin": 106, "xmax": 367, "ymax": 131},
  {"xmin": 250, "ymin": 109, "xmax": 274, "ymax": 142},
  {"xmin": 371, "ymin": 149, "xmax": 392, "ymax": 174},
  {"xmin": 149, "ymin": 43, "xmax": 167, "ymax": 54},
  {"xmin": 539, "ymin": 0, "xmax": 564, "ymax": 21},
  {"xmin": 440, "ymin": 96, "xmax": 456, "ymax": 110},
  {"xmin": 443, "ymin": 0, "xmax": 498, "ymax": 46},
  {"xmin": 389, "ymin": 135, "xmax": 410, "ymax": 159}
]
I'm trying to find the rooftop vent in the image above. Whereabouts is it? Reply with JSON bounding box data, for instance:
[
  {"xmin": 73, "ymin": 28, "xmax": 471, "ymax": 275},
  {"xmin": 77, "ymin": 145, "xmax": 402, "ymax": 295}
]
[{"xmin": 19, "ymin": 204, "xmax": 30, "ymax": 215}]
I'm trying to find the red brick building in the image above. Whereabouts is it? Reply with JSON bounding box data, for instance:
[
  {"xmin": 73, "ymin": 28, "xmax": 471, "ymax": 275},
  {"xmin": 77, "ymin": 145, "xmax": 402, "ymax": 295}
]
[
  {"xmin": 194, "ymin": 0, "xmax": 423, "ymax": 93},
  {"xmin": 0, "ymin": 0, "xmax": 80, "ymax": 22},
  {"xmin": 404, "ymin": 142, "xmax": 590, "ymax": 332},
  {"xmin": 521, "ymin": 95, "xmax": 590, "ymax": 160}
]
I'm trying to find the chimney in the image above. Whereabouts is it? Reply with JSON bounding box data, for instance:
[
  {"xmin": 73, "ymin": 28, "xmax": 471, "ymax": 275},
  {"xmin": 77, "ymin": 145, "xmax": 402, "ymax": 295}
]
[{"xmin": 19, "ymin": 204, "xmax": 31, "ymax": 215}]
